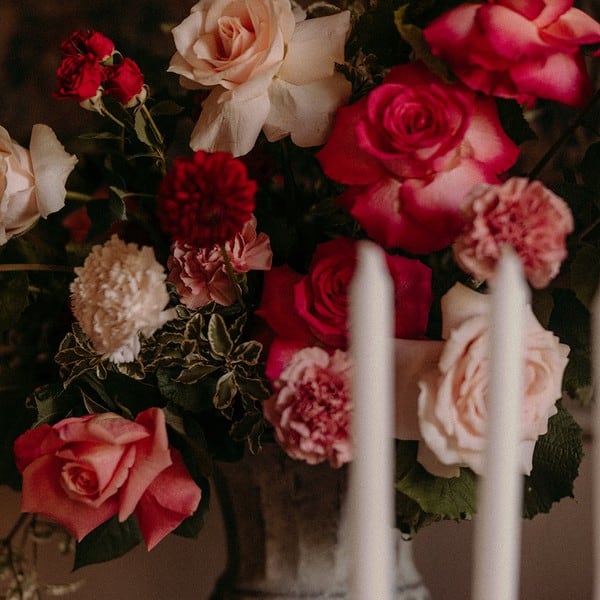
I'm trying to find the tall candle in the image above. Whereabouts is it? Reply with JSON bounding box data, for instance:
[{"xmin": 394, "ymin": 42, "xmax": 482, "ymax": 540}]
[
  {"xmin": 593, "ymin": 286, "xmax": 600, "ymax": 599},
  {"xmin": 348, "ymin": 241, "xmax": 394, "ymax": 600},
  {"xmin": 472, "ymin": 248, "xmax": 528, "ymax": 600}
]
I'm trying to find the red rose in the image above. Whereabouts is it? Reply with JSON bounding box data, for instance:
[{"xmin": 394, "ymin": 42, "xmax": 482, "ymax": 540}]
[
  {"xmin": 13, "ymin": 408, "xmax": 202, "ymax": 550},
  {"xmin": 257, "ymin": 237, "xmax": 433, "ymax": 366},
  {"xmin": 423, "ymin": 1, "xmax": 600, "ymax": 107},
  {"xmin": 157, "ymin": 150, "xmax": 257, "ymax": 248},
  {"xmin": 317, "ymin": 62, "xmax": 519, "ymax": 254},
  {"xmin": 60, "ymin": 29, "xmax": 115, "ymax": 62},
  {"xmin": 54, "ymin": 55, "xmax": 104, "ymax": 103},
  {"xmin": 104, "ymin": 58, "xmax": 146, "ymax": 106}
]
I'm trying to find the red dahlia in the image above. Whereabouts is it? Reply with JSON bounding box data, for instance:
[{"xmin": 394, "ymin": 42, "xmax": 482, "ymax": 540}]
[{"xmin": 157, "ymin": 151, "xmax": 257, "ymax": 248}]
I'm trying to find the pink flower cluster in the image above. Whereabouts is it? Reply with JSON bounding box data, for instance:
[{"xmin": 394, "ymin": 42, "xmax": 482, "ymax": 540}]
[
  {"xmin": 55, "ymin": 29, "xmax": 146, "ymax": 108},
  {"xmin": 168, "ymin": 216, "xmax": 273, "ymax": 308}
]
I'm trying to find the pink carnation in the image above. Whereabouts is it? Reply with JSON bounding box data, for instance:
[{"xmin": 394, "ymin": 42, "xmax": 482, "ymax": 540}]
[
  {"xmin": 453, "ymin": 178, "xmax": 574, "ymax": 288},
  {"xmin": 168, "ymin": 215, "xmax": 272, "ymax": 308},
  {"xmin": 264, "ymin": 347, "xmax": 352, "ymax": 468}
]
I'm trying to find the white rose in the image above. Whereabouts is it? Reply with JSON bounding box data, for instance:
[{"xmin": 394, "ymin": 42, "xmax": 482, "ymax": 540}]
[
  {"xmin": 0, "ymin": 124, "xmax": 77, "ymax": 244},
  {"xmin": 415, "ymin": 283, "xmax": 570, "ymax": 478},
  {"xmin": 168, "ymin": 0, "xmax": 351, "ymax": 156}
]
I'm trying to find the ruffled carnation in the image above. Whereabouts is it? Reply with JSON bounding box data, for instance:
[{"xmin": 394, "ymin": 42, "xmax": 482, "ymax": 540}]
[
  {"xmin": 453, "ymin": 178, "xmax": 574, "ymax": 288},
  {"xmin": 157, "ymin": 150, "xmax": 257, "ymax": 248},
  {"xmin": 264, "ymin": 347, "xmax": 352, "ymax": 468},
  {"xmin": 168, "ymin": 215, "xmax": 272, "ymax": 308},
  {"xmin": 70, "ymin": 235, "xmax": 176, "ymax": 363}
]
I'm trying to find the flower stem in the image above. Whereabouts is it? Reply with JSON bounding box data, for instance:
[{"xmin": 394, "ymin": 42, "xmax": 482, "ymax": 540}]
[
  {"xmin": 220, "ymin": 245, "xmax": 245, "ymax": 309},
  {"xmin": 65, "ymin": 190, "xmax": 95, "ymax": 203},
  {"xmin": 528, "ymin": 88, "xmax": 600, "ymax": 179},
  {"xmin": 0, "ymin": 264, "xmax": 73, "ymax": 273}
]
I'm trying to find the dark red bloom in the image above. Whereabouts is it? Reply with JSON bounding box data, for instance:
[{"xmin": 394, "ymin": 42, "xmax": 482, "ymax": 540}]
[
  {"xmin": 104, "ymin": 58, "xmax": 145, "ymax": 105},
  {"xmin": 157, "ymin": 151, "xmax": 257, "ymax": 248},
  {"xmin": 60, "ymin": 30, "xmax": 115, "ymax": 61},
  {"xmin": 54, "ymin": 55, "xmax": 104, "ymax": 103}
]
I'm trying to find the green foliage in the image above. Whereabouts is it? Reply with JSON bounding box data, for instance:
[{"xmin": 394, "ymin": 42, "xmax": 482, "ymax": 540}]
[
  {"xmin": 73, "ymin": 515, "xmax": 142, "ymax": 570},
  {"xmin": 523, "ymin": 402, "xmax": 583, "ymax": 517}
]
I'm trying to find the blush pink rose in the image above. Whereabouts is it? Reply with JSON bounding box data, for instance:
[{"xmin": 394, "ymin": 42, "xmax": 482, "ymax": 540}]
[
  {"xmin": 317, "ymin": 62, "xmax": 519, "ymax": 254},
  {"xmin": 0, "ymin": 124, "xmax": 77, "ymax": 245},
  {"xmin": 168, "ymin": 215, "xmax": 272, "ymax": 308},
  {"xmin": 13, "ymin": 408, "xmax": 202, "ymax": 550},
  {"xmin": 416, "ymin": 283, "xmax": 570, "ymax": 478},
  {"xmin": 423, "ymin": 1, "xmax": 600, "ymax": 107},
  {"xmin": 264, "ymin": 346, "xmax": 352, "ymax": 467},
  {"xmin": 453, "ymin": 177, "xmax": 574, "ymax": 288},
  {"xmin": 256, "ymin": 237, "xmax": 433, "ymax": 352},
  {"xmin": 168, "ymin": 0, "xmax": 351, "ymax": 156}
]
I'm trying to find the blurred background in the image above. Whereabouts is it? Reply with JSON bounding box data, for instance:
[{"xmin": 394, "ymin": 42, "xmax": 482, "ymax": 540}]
[{"xmin": 0, "ymin": 1, "xmax": 597, "ymax": 598}]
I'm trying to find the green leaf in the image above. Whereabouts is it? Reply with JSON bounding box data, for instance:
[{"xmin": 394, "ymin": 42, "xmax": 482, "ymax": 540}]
[
  {"xmin": 207, "ymin": 313, "xmax": 233, "ymax": 357},
  {"xmin": 395, "ymin": 440, "xmax": 477, "ymax": 529},
  {"xmin": 523, "ymin": 402, "xmax": 583, "ymax": 518},
  {"xmin": 495, "ymin": 98, "xmax": 537, "ymax": 145},
  {"xmin": 149, "ymin": 100, "xmax": 184, "ymax": 117},
  {"xmin": 570, "ymin": 243, "xmax": 600, "ymax": 310},
  {"xmin": 213, "ymin": 371, "xmax": 237, "ymax": 410},
  {"xmin": 134, "ymin": 108, "xmax": 154, "ymax": 148},
  {"xmin": 232, "ymin": 340, "xmax": 263, "ymax": 366},
  {"xmin": 73, "ymin": 515, "xmax": 142, "ymax": 569},
  {"xmin": 176, "ymin": 362, "xmax": 220, "ymax": 385},
  {"xmin": 0, "ymin": 272, "xmax": 29, "ymax": 331}
]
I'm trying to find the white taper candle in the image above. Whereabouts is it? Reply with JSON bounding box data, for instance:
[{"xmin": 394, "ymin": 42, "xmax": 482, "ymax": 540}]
[
  {"xmin": 348, "ymin": 240, "xmax": 395, "ymax": 600},
  {"xmin": 472, "ymin": 248, "xmax": 528, "ymax": 600}
]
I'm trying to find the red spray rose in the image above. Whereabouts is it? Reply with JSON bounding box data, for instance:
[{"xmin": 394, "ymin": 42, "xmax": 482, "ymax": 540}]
[
  {"xmin": 104, "ymin": 57, "xmax": 146, "ymax": 106},
  {"xmin": 423, "ymin": 1, "xmax": 600, "ymax": 107},
  {"xmin": 157, "ymin": 150, "xmax": 257, "ymax": 248},
  {"xmin": 59, "ymin": 29, "xmax": 115, "ymax": 61},
  {"xmin": 54, "ymin": 54, "xmax": 105, "ymax": 103},
  {"xmin": 13, "ymin": 408, "xmax": 202, "ymax": 550},
  {"xmin": 317, "ymin": 61, "xmax": 520, "ymax": 254}
]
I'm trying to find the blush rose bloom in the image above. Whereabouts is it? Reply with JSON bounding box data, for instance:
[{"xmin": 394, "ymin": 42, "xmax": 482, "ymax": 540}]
[
  {"xmin": 409, "ymin": 283, "xmax": 569, "ymax": 478},
  {"xmin": 168, "ymin": 215, "xmax": 272, "ymax": 308},
  {"xmin": 0, "ymin": 124, "xmax": 77, "ymax": 245},
  {"xmin": 423, "ymin": 0, "xmax": 600, "ymax": 107},
  {"xmin": 168, "ymin": 0, "xmax": 351, "ymax": 156},
  {"xmin": 256, "ymin": 237, "xmax": 433, "ymax": 354},
  {"xmin": 453, "ymin": 177, "xmax": 574, "ymax": 288},
  {"xmin": 317, "ymin": 62, "xmax": 519, "ymax": 254},
  {"xmin": 264, "ymin": 346, "xmax": 352, "ymax": 467},
  {"xmin": 13, "ymin": 408, "xmax": 202, "ymax": 550}
]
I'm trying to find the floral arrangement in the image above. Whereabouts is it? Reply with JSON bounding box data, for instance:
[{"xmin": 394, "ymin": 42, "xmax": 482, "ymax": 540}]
[{"xmin": 1, "ymin": 0, "xmax": 600, "ymax": 596}]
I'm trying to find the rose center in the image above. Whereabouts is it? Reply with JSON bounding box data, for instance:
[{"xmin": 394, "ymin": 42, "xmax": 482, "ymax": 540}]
[
  {"xmin": 61, "ymin": 462, "xmax": 100, "ymax": 498},
  {"xmin": 217, "ymin": 16, "xmax": 255, "ymax": 60}
]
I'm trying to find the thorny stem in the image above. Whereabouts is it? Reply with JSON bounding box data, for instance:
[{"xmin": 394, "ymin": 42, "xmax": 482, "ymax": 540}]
[
  {"xmin": 528, "ymin": 88, "xmax": 600, "ymax": 179},
  {"xmin": 140, "ymin": 103, "xmax": 167, "ymax": 175},
  {"xmin": 65, "ymin": 190, "xmax": 95, "ymax": 203},
  {"xmin": 220, "ymin": 245, "xmax": 245, "ymax": 309}
]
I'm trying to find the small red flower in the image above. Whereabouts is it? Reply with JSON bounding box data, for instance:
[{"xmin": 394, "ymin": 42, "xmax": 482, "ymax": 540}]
[
  {"xmin": 104, "ymin": 58, "xmax": 146, "ymax": 106},
  {"xmin": 59, "ymin": 30, "xmax": 115, "ymax": 62},
  {"xmin": 54, "ymin": 55, "xmax": 105, "ymax": 103},
  {"xmin": 157, "ymin": 151, "xmax": 257, "ymax": 248}
]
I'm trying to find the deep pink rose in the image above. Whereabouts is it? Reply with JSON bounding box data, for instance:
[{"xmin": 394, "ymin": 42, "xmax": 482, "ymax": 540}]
[
  {"xmin": 264, "ymin": 346, "xmax": 352, "ymax": 467},
  {"xmin": 317, "ymin": 62, "xmax": 519, "ymax": 254},
  {"xmin": 423, "ymin": 1, "xmax": 600, "ymax": 107},
  {"xmin": 453, "ymin": 177, "xmax": 574, "ymax": 288},
  {"xmin": 256, "ymin": 237, "xmax": 433, "ymax": 354},
  {"xmin": 14, "ymin": 408, "xmax": 202, "ymax": 550},
  {"xmin": 104, "ymin": 58, "xmax": 147, "ymax": 107}
]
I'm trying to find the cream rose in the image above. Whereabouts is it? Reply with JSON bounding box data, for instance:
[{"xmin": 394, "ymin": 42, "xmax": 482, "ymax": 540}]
[
  {"xmin": 415, "ymin": 283, "xmax": 569, "ymax": 478},
  {"xmin": 0, "ymin": 124, "xmax": 77, "ymax": 245},
  {"xmin": 168, "ymin": 0, "xmax": 351, "ymax": 156}
]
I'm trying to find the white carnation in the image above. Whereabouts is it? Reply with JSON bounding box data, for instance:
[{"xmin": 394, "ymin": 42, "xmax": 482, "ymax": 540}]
[{"xmin": 70, "ymin": 235, "xmax": 176, "ymax": 363}]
